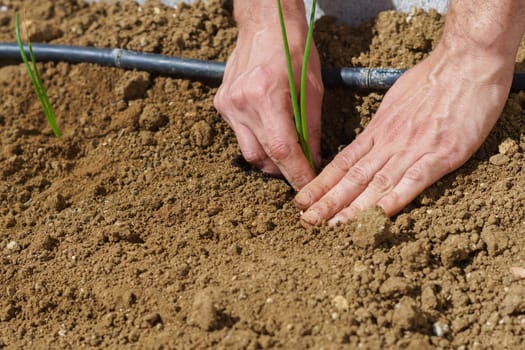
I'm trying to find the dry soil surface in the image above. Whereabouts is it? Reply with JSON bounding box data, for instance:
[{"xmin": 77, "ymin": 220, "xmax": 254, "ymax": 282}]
[{"xmin": 1, "ymin": 0, "xmax": 525, "ymax": 349}]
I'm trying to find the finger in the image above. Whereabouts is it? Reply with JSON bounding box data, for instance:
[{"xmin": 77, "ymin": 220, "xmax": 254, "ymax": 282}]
[
  {"xmin": 222, "ymin": 49, "xmax": 238, "ymax": 83},
  {"xmin": 214, "ymin": 54, "xmax": 243, "ymax": 123},
  {"xmin": 213, "ymin": 87, "xmax": 232, "ymax": 127},
  {"xmin": 230, "ymin": 66, "xmax": 316, "ymax": 189},
  {"xmin": 377, "ymin": 153, "xmax": 452, "ymax": 216},
  {"xmin": 294, "ymin": 135, "xmax": 374, "ymax": 210},
  {"xmin": 217, "ymin": 69, "xmax": 281, "ymax": 175},
  {"xmin": 258, "ymin": 105, "xmax": 316, "ymax": 189},
  {"xmin": 327, "ymin": 150, "xmax": 418, "ymax": 225},
  {"xmin": 299, "ymin": 142, "xmax": 388, "ymax": 226},
  {"xmin": 305, "ymin": 74, "xmax": 323, "ymax": 167},
  {"xmin": 234, "ymin": 123, "xmax": 280, "ymax": 175}
]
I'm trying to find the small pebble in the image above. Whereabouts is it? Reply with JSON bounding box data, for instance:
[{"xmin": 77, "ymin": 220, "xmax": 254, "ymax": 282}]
[
  {"xmin": 502, "ymin": 285, "xmax": 525, "ymax": 315},
  {"xmin": 139, "ymin": 37, "xmax": 149, "ymax": 47},
  {"xmin": 143, "ymin": 312, "xmax": 162, "ymax": 327},
  {"xmin": 432, "ymin": 321, "xmax": 450, "ymax": 337},
  {"xmin": 489, "ymin": 154, "xmax": 509, "ymax": 166},
  {"xmin": 510, "ymin": 266, "xmax": 525, "ymax": 279},
  {"xmin": 498, "ymin": 138, "xmax": 519, "ymax": 156},
  {"xmin": 6, "ymin": 241, "xmax": 21, "ymax": 252},
  {"xmin": 332, "ymin": 296, "xmax": 349, "ymax": 311}
]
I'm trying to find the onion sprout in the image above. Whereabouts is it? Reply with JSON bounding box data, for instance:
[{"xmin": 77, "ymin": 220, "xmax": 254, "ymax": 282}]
[
  {"xmin": 277, "ymin": 0, "xmax": 316, "ymax": 170},
  {"xmin": 15, "ymin": 12, "xmax": 61, "ymax": 138}
]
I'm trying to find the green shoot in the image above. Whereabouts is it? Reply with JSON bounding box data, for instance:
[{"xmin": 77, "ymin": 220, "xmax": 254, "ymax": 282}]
[
  {"xmin": 277, "ymin": 0, "xmax": 316, "ymax": 170},
  {"xmin": 15, "ymin": 12, "xmax": 61, "ymax": 138}
]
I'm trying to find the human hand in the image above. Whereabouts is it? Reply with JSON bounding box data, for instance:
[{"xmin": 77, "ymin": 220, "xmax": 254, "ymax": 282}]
[
  {"xmin": 214, "ymin": 16, "xmax": 323, "ymax": 190},
  {"xmin": 294, "ymin": 39, "xmax": 516, "ymax": 226}
]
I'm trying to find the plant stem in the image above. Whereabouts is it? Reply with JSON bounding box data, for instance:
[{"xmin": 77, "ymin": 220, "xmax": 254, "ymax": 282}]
[
  {"xmin": 276, "ymin": 0, "xmax": 302, "ymax": 136},
  {"xmin": 15, "ymin": 12, "xmax": 61, "ymax": 138},
  {"xmin": 300, "ymin": 0, "xmax": 316, "ymax": 170},
  {"xmin": 276, "ymin": 0, "xmax": 316, "ymax": 171}
]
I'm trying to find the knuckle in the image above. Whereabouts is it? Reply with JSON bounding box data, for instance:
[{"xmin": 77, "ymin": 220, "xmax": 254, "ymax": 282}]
[
  {"xmin": 230, "ymin": 84, "xmax": 248, "ymax": 110},
  {"xmin": 344, "ymin": 165, "xmax": 370, "ymax": 187},
  {"xmin": 249, "ymin": 80, "xmax": 270, "ymax": 103},
  {"xmin": 331, "ymin": 150, "xmax": 356, "ymax": 172},
  {"xmin": 369, "ymin": 172, "xmax": 394, "ymax": 194},
  {"xmin": 241, "ymin": 148, "xmax": 265, "ymax": 164},
  {"xmin": 229, "ymin": 67, "xmax": 273, "ymax": 109},
  {"xmin": 293, "ymin": 173, "xmax": 314, "ymax": 189},
  {"xmin": 404, "ymin": 162, "xmax": 425, "ymax": 182},
  {"xmin": 246, "ymin": 66, "xmax": 272, "ymax": 101},
  {"xmin": 319, "ymin": 196, "xmax": 339, "ymax": 214},
  {"xmin": 266, "ymin": 139, "xmax": 291, "ymax": 162}
]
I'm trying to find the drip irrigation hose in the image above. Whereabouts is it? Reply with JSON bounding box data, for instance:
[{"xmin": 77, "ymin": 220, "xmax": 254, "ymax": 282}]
[{"xmin": 1, "ymin": 43, "xmax": 525, "ymax": 91}]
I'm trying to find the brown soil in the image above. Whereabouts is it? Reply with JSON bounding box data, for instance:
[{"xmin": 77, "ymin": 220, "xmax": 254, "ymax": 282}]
[{"xmin": 1, "ymin": 1, "xmax": 525, "ymax": 349}]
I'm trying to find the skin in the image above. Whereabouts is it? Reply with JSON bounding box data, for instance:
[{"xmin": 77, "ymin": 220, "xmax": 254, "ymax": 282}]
[
  {"xmin": 214, "ymin": 0, "xmax": 525, "ymax": 226},
  {"xmin": 214, "ymin": 0, "xmax": 322, "ymax": 188}
]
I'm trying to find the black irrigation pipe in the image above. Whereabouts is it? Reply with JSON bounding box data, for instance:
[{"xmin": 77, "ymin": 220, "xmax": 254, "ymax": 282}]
[{"xmin": 1, "ymin": 43, "xmax": 525, "ymax": 91}]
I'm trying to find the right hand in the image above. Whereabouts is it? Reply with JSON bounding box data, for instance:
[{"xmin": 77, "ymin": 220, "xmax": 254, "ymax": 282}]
[{"xmin": 214, "ymin": 22, "xmax": 324, "ymax": 190}]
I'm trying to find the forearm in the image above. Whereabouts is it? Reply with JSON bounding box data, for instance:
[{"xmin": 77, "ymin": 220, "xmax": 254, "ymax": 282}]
[
  {"xmin": 443, "ymin": 0, "xmax": 525, "ymax": 59},
  {"xmin": 233, "ymin": 0, "xmax": 307, "ymax": 31}
]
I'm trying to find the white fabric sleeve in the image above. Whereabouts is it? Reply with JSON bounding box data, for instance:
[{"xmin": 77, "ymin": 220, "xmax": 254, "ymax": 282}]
[
  {"xmin": 307, "ymin": 0, "xmax": 449, "ymax": 25},
  {"xmin": 148, "ymin": 0, "xmax": 449, "ymax": 26}
]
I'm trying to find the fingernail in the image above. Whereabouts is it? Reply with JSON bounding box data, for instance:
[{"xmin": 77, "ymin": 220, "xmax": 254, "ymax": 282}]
[
  {"xmin": 301, "ymin": 209, "xmax": 321, "ymax": 226},
  {"xmin": 328, "ymin": 215, "xmax": 345, "ymax": 227},
  {"xmin": 294, "ymin": 190, "xmax": 313, "ymax": 209}
]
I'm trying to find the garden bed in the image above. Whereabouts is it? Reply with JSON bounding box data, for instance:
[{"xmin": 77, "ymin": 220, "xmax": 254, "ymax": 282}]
[{"xmin": 1, "ymin": 0, "xmax": 525, "ymax": 348}]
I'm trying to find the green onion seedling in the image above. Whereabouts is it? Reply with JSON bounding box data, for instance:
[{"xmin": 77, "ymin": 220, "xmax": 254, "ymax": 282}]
[
  {"xmin": 277, "ymin": 0, "xmax": 316, "ymax": 170},
  {"xmin": 15, "ymin": 12, "xmax": 61, "ymax": 138}
]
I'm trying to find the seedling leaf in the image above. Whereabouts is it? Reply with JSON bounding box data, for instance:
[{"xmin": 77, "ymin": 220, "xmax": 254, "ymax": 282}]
[
  {"xmin": 277, "ymin": 0, "xmax": 316, "ymax": 170},
  {"xmin": 277, "ymin": 0, "xmax": 302, "ymax": 137},
  {"xmin": 15, "ymin": 12, "xmax": 61, "ymax": 138},
  {"xmin": 299, "ymin": 0, "xmax": 316, "ymax": 168}
]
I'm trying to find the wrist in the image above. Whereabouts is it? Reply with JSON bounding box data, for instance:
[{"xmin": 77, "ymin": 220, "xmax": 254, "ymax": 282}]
[
  {"xmin": 432, "ymin": 0, "xmax": 525, "ymax": 86},
  {"xmin": 429, "ymin": 36, "xmax": 515, "ymax": 88},
  {"xmin": 442, "ymin": 0, "xmax": 525, "ymax": 61},
  {"xmin": 234, "ymin": 0, "xmax": 307, "ymax": 32}
]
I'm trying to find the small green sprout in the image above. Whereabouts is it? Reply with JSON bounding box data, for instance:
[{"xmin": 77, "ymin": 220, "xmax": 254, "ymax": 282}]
[
  {"xmin": 277, "ymin": 0, "xmax": 316, "ymax": 170},
  {"xmin": 15, "ymin": 12, "xmax": 61, "ymax": 138}
]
